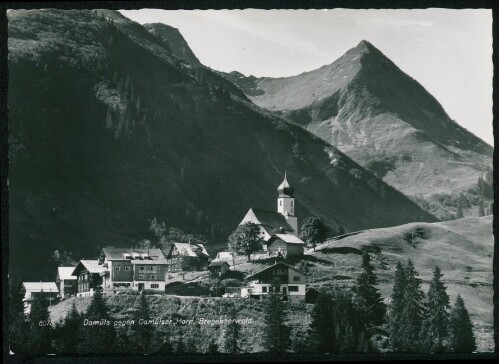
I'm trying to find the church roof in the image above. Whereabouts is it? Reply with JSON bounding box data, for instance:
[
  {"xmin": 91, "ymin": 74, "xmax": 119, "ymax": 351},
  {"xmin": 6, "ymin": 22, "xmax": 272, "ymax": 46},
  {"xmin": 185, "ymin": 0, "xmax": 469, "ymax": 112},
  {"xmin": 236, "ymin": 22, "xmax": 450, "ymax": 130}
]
[
  {"xmin": 277, "ymin": 172, "xmax": 294, "ymax": 197},
  {"xmin": 243, "ymin": 208, "xmax": 294, "ymax": 236}
]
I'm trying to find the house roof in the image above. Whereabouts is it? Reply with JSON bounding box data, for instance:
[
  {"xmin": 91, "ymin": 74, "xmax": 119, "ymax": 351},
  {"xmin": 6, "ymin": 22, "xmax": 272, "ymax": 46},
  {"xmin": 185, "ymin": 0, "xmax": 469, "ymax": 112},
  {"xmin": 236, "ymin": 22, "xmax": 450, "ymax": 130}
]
[
  {"xmin": 208, "ymin": 260, "xmax": 230, "ymax": 267},
  {"xmin": 172, "ymin": 243, "xmax": 209, "ymax": 258},
  {"xmin": 57, "ymin": 267, "xmax": 77, "ymax": 281},
  {"xmin": 269, "ymin": 234, "xmax": 305, "ymax": 245},
  {"xmin": 245, "ymin": 262, "xmax": 306, "ymax": 281},
  {"xmin": 101, "ymin": 247, "xmax": 166, "ymax": 262},
  {"xmin": 72, "ymin": 260, "xmax": 104, "ymax": 276},
  {"xmin": 23, "ymin": 282, "xmax": 58, "ymax": 293},
  {"xmin": 242, "ymin": 208, "xmax": 294, "ymax": 236}
]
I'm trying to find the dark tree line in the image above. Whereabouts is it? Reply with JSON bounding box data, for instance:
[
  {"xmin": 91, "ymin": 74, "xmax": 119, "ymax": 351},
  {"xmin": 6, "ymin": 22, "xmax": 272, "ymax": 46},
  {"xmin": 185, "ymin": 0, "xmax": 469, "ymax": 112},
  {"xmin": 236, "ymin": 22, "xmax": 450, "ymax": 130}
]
[{"xmin": 388, "ymin": 260, "xmax": 476, "ymax": 353}]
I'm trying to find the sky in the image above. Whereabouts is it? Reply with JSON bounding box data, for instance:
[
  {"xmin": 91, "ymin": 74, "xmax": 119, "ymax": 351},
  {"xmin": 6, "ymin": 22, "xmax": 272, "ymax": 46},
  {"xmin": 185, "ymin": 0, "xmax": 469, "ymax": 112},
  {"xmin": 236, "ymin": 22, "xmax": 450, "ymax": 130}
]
[{"xmin": 120, "ymin": 9, "xmax": 493, "ymax": 145}]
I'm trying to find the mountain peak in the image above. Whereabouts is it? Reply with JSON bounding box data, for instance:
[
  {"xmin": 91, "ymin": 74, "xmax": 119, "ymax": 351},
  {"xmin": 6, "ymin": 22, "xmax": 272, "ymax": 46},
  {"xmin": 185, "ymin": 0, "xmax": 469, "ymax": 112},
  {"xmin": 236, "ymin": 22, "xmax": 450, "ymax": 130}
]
[{"xmin": 350, "ymin": 40, "xmax": 384, "ymax": 58}]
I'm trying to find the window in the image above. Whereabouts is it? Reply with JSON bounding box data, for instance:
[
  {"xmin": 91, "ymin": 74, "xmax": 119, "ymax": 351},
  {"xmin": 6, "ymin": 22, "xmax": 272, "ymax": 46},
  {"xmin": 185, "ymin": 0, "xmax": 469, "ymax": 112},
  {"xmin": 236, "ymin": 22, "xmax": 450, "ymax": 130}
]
[
  {"xmin": 125, "ymin": 266, "xmax": 130, "ymax": 271},
  {"xmin": 279, "ymin": 200, "xmax": 282, "ymax": 206},
  {"xmin": 151, "ymin": 284, "xmax": 159, "ymax": 289},
  {"xmin": 291, "ymin": 200, "xmax": 293, "ymax": 207},
  {"xmin": 139, "ymin": 274, "xmax": 144, "ymax": 279},
  {"xmin": 115, "ymin": 266, "xmax": 120, "ymax": 271},
  {"xmin": 288, "ymin": 286, "xmax": 299, "ymax": 292},
  {"xmin": 139, "ymin": 266, "xmax": 145, "ymax": 271},
  {"xmin": 149, "ymin": 266, "xmax": 156, "ymax": 271},
  {"xmin": 151, "ymin": 275, "xmax": 156, "ymax": 280},
  {"xmin": 262, "ymin": 286, "xmax": 267, "ymax": 293},
  {"xmin": 293, "ymin": 276, "xmax": 300, "ymax": 282}
]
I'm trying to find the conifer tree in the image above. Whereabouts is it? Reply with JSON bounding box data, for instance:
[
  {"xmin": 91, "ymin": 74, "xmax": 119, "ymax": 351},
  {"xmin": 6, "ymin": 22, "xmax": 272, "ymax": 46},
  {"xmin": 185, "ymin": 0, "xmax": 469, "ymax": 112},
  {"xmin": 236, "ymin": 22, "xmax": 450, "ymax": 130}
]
[
  {"xmin": 207, "ymin": 338, "xmax": 219, "ymax": 354},
  {"xmin": 397, "ymin": 260, "xmax": 425, "ymax": 352},
  {"xmin": 354, "ymin": 252, "xmax": 386, "ymax": 327},
  {"xmin": 419, "ymin": 266, "xmax": 450, "ymax": 353},
  {"xmin": 448, "ymin": 295, "xmax": 476, "ymax": 353},
  {"xmin": 9, "ymin": 279, "xmax": 28, "ymax": 354},
  {"xmin": 60, "ymin": 302, "xmax": 82, "ymax": 353},
  {"xmin": 176, "ymin": 338, "xmax": 186, "ymax": 355},
  {"xmin": 478, "ymin": 200, "xmax": 485, "ymax": 217},
  {"xmin": 455, "ymin": 200, "xmax": 464, "ymax": 219},
  {"xmin": 388, "ymin": 261, "xmax": 407, "ymax": 351},
  {"xmin": 78, "ymin": 289, "xmax": 116, "ymax": 354},
  {"xmin": 127, "ymin": 293, "xmax": 154, "ymax": 353},
  {"xmin": 262, "ymin": 292, "xmax": 290, "ymax": 353},
  {"xmin": 27, "ymin": 290, "xmax": 53, "ymax": 354},
  {"xmin": 221, "ymin": 305, "xmax": 241, "ymax": 354},
  {"xmin": 309, "ymin": 290, "xmax": 336, "ymax": 352}
]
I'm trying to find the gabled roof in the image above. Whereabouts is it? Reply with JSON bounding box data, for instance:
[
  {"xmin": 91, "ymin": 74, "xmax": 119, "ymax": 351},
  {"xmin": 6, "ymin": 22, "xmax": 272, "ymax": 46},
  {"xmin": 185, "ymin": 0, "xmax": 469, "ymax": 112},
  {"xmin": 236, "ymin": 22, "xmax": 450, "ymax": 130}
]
[
  {"xmin": 241, "ymin": 208, "xmax": 294, "ymax": 236},
  {"xmin": 101, "ymin": 247, "xmax": 166, "ymax": 261},
  {"xmin": 171, "ymin": 243, "xmax": 209, "ymax": 258},
  {"xmin": 208, "ymin": 260, "xmax": 230, "ymax": 268},
  {"xmin": 269, "ymin": 233, "xmax": 305, "ymax": 245},
  {"xmin": 245, "ymin": 262, "xmax": 306, "ymax": 281},
  {"xmin": 23, "ymin": 282, "xmax": 58, "ymax": 293},
  {"xmin": 72, "ymin": 260, "xmax": 104, "ymax": 276},
  {"xmin": 57, "ymin": 267, "xmax": 77, "ymax": 281}
]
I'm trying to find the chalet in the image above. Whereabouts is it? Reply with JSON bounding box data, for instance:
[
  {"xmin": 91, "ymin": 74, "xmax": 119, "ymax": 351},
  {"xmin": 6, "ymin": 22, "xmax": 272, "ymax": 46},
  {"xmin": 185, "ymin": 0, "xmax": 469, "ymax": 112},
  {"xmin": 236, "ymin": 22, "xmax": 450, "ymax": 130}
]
[
  {"xmin": 266, "ymin": 233, "xmax": 305, "ymax": 258},
  {"xmin": 72, "ymin": 260, "xmax": 104, "ymax": 297},
  {"xmin": 208, "ymin": 260, "xmax": 230, "ymax": 276},
  {"xmin": 238, "ymin": 173, "xmax": 300, "ymax": 253},
  {"xmin": 22, "ymin": 282, "xmax": 59, "ymax": 314},
  {"xmin": 240, "ymin": 262, "xmax": 306, "ymax": 302},
  {"xmin": 98, "ymin": 247, "xmax": 168, "ymax": 294},
  {"xmin": 56, "ymin": 266, "xmax": 77, "ymax": 299},
  {"xmin": 164, "ymin": 242, "xmax": 209, "ymax": 273}
]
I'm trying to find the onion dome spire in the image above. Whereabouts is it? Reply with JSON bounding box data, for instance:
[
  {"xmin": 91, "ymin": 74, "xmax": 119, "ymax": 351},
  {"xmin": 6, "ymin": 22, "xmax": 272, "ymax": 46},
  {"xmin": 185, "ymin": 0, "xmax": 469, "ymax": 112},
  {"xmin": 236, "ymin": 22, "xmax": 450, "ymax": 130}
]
[{"xmin": 277, "ymin": 170, "xmax": 294, "ymax": 197}]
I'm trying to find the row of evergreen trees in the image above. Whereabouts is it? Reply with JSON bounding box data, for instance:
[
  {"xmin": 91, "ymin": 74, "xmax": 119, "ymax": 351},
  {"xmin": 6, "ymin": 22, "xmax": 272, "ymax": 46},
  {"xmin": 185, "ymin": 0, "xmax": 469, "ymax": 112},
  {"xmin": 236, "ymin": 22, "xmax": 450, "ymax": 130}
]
[
  {"xmin": 9, "ymin": 254, "xmax": 477, "ymax": 355},
  {"xmin": 388, "ymin": 261, "xmax": 476, "ymax": 353}
]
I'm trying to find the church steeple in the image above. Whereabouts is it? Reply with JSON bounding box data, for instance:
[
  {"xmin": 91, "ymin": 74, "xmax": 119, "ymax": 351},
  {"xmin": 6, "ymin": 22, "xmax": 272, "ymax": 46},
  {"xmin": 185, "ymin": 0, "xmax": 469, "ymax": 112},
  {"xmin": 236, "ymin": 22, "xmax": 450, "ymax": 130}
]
[{"xmin": 277, "ymin": 171, "xmax": 298, "ymax": 234}]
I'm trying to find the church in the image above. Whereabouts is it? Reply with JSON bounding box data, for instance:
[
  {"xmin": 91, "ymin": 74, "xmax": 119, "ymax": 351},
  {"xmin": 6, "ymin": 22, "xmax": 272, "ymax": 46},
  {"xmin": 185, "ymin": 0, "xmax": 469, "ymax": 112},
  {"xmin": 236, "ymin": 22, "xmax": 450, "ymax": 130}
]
[{"xmin": 238, "ymin": 173, "xmax": 305, "ymax": 257}]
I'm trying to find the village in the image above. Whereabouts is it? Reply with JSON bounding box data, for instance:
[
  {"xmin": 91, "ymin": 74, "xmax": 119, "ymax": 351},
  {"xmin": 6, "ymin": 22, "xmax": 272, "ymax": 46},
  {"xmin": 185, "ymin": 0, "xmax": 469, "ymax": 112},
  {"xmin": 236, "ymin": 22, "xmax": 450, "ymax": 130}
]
[{"xmin": 22, "ymin": 174, "xmax": 320, "ymax": 314}]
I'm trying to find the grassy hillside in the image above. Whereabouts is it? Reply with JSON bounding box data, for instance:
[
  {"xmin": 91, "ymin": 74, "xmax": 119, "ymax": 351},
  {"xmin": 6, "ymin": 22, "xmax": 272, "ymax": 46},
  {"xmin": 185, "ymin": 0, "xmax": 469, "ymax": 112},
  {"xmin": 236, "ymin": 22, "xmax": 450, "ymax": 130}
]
[
  {"xmin": 8, "ymin": 10, "xmax": 437, "ymax": 280},
  {"xmin": 309, "ymin": 215, "xmax": 494, "ymax": 352}
]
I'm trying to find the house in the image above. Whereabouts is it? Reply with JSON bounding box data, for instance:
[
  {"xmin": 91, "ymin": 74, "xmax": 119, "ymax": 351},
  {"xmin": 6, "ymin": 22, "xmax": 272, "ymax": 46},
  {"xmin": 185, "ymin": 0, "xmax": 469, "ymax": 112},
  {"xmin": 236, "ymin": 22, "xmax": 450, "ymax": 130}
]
[
  {"xmin": 240, "ymin": 262, "xmax": 306, "ymax": 302},
  {"xmin": 22, "ymin": 282, "xmax": 59, "ymax": 314},
  {"xmin": 56, "ymin": 266, "xmax": 77, "ymax": 299},
  {"xmin": 98, "ymin": 247, "xmax": 168, "ymax": 294},
  {"xmin": 208, "ymin": 260, "xmax": 230, "ymax": 276},
  {"xmin": 266, "ymin": 234, "xmax": 305, "ymax": 258},
  {"xmin": 238, "ymin": 173, "xmax": 300, "ymax": 251},
  {"xmin": 72, "ymin": 260, "xmax": 104, "ymax": 297},
  {"xmin": 164, "ymin": 242, "xmax": 209, "ymax": 273}
]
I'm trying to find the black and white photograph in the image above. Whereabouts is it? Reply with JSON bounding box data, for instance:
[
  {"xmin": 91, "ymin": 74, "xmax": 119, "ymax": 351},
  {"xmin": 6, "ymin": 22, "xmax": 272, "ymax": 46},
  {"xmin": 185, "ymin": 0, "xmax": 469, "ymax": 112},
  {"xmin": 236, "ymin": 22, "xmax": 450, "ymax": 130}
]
[{"xmin": 4, "ymin": 3, "xmax": 495, "ymax": 359}]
